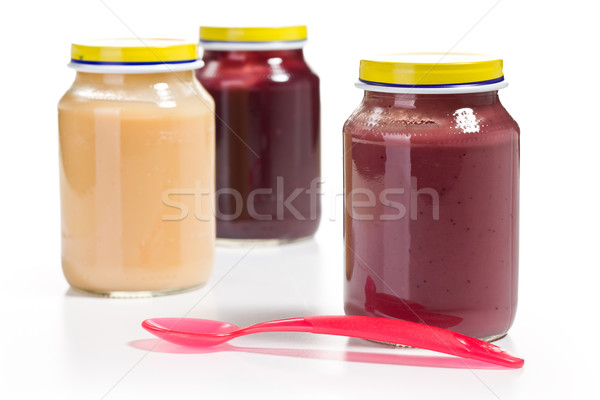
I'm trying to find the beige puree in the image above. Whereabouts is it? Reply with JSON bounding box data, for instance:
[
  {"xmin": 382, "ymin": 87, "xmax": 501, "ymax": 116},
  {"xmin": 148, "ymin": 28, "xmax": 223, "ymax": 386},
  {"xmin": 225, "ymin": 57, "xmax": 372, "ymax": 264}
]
[{"xmin": 58, "ymin": 71, "xmax": 215, "ymax": 296}]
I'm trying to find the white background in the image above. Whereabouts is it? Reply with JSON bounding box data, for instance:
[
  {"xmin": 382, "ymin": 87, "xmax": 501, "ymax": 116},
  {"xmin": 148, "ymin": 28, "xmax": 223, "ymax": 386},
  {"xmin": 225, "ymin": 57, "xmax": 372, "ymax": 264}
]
[{"xmin": 1, "ymin": 0, "xmax": 599, "ymax": 399}]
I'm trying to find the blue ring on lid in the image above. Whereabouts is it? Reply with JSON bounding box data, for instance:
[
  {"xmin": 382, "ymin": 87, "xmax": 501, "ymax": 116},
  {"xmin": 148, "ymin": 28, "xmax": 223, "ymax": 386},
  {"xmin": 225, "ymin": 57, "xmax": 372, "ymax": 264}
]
[
  {"xmin": 199, "ymin": 39, "xmax": 306, "ymax": 45},
  {"xmin": 358, "ymin": 76, "xmax": 505, "ymax": 89},
  {"xmin": 70, "ymin": 59, "xmax": 199, "ymax": 66}
]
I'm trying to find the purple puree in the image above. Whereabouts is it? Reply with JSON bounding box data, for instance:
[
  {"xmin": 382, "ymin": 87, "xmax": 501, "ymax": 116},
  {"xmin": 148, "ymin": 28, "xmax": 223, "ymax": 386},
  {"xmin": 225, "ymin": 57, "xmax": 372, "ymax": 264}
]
[
  {"xmin": 344, "ymin": 90, "xmax": 519, "ymax": 339},
  {"xmin": 197, "ymin": 49, "xmax": 320, "ymax": 240}
]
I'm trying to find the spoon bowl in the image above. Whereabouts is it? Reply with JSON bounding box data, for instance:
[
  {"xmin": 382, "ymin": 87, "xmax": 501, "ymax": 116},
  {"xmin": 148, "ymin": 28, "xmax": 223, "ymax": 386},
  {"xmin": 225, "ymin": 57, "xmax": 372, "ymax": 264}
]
[{"xmin": 142, "ymin": 318, "xmax": 241, "ymax": 346}]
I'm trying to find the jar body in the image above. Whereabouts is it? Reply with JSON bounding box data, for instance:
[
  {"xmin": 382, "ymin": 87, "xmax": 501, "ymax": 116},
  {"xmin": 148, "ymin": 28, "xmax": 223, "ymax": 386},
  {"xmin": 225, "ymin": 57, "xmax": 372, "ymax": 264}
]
[
  {"xmin": 58, "ymin": 71, "xmax": 215, "ymax": 296},
  {"xmin": 196, "ymin": 49, "xmax": 320, "ymax": 242},
  {"xmin": 343, "ymin": 91, "xmax": 519, "ymax": 339}
]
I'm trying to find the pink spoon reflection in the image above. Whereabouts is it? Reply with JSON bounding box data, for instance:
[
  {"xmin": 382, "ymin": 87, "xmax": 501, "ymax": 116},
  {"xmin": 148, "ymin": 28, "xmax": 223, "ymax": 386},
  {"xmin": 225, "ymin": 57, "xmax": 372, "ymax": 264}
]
[{"xmin": 129, "ymin": 338, "xmax": 511, "ymax": 370}]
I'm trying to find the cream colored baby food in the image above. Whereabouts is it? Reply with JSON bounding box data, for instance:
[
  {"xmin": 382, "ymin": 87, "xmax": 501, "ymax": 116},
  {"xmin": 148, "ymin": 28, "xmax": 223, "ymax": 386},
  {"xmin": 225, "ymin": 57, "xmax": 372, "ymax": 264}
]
[{"xmin": 58, "ymin": 40, "xmax": 214, "ymax": 296}]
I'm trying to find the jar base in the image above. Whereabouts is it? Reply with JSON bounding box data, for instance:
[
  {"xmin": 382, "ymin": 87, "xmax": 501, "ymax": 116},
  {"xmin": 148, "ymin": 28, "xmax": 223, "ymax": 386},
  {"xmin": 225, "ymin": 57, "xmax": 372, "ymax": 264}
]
[
  {"xmin": 68, "ymin": 283, "xmax": 205, "ymax": 298},
  {"xmin": 216, "ymin": 235, "xmax": 313, "ymax": 247},
  {"xmin": 368, "ymin": 332, "xmax": 507, "ymax": 348},
  {"xmin": 477, "ymin": 333, "xmax": 507, "ymax": 343}
]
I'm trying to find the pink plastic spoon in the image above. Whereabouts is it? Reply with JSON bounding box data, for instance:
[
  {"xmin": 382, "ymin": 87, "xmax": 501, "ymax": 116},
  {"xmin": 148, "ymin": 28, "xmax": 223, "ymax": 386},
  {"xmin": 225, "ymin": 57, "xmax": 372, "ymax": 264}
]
[{"xmin": 142, "ymin": 315, "xmax": 524, "ymax": 368}]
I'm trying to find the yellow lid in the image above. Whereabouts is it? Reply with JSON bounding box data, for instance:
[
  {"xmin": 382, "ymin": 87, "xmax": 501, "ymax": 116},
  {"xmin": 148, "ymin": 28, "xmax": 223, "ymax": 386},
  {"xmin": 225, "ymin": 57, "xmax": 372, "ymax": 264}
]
[
  {"xmin": 359, "ymin": 53, "xmax": 504, "ymax": 87},
  {"xmin": 199, "ymin": 26, "xmax": 307, "ymax": 43},
  {"xmin": 70, "ymin": 39, "xmax": 198, "ymax": 64}
]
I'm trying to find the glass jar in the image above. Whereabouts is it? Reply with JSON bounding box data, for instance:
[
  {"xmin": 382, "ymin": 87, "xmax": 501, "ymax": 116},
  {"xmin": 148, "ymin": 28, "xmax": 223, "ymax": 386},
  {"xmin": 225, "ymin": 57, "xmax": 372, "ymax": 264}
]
[
  {"xmin": 58, "ymin": 39, "xmax": 215, "ymax": 297},
  {"xmin": 196, "ymin": 26, "xmax": 320, "ymax": 244},
  {"xmin": 343, "ymin": 54, "xmax": 519, "ymax": 340}
]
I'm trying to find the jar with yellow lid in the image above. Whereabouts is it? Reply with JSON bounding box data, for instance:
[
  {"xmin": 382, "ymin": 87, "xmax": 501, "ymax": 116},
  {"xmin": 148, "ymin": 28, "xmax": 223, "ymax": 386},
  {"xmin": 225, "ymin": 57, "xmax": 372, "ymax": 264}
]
[
  {"xmin": 343, "ymin": 53, "xmax": 520, "ymax": 340},
  {"xmin": 58, "ymin": 39, "xmax": 215, "ymax": 297},
  {"xmin": 196, "ymin": 26, "xmax": 321, "ymax": 244}
]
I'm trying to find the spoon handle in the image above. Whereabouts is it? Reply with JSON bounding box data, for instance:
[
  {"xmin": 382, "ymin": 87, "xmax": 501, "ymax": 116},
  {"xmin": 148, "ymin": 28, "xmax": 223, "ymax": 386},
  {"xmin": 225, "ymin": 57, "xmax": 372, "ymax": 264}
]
[
  {"xmin": 240, "ymin": 315, "xmax": 522, "ymax": 368},
  {"xmin": 301, "ymin": 316, "xmax": 523, "ymax": 368}
]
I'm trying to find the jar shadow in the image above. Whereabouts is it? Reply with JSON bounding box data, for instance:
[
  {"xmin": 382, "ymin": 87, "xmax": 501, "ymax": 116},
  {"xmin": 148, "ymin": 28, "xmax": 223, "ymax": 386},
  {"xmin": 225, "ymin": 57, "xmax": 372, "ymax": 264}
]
[{"xmin": 211, "ymin": 239, "xmax": 337, "ymax": 326}]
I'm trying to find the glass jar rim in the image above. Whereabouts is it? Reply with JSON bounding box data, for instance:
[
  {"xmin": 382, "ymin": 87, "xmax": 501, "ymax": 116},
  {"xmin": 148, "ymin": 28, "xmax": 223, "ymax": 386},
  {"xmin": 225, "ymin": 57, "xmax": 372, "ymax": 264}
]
[
  {"xmin": 355, "ymin": 80, "xmax": 508, "ymax": 94},
  {"xmin": 68, "ymin": 60, "xmax": 203, "ymax": 74}
]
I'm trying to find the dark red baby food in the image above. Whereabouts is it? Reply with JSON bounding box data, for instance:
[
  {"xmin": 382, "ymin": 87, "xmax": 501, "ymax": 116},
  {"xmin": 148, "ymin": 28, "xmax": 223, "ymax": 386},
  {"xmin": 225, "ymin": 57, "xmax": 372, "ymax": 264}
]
[
  {"xmin": 344, "ymin": 91, "xmax": 519, "ymax": 339},
  {"xmin": 197, "ymin": 49, "xmax": 320, "ymax": 241}
]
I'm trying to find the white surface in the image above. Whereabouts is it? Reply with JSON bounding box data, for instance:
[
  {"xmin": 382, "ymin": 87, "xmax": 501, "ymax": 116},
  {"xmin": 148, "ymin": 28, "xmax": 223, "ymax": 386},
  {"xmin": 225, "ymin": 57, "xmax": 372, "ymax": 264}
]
[
  {"xmin": 1, "ymin": 0, "xmax": 600, "ymax": 399},
  {"xmin": 0, "ymin": 242, "xmax": 598, "ymax": 399}
]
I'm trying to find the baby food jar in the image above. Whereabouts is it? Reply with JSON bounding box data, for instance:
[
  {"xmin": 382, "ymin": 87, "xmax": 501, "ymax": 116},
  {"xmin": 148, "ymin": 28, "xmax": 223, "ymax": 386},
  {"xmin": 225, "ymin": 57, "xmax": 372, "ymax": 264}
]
[
  {"xmin": 197, "ymin": 26, "xmax": 321, "ymax": 244},
  {"xmin": 58, "ymin": 39, "xmax": 215, "ymax": 297},
  {"xmin": 343, "ymin": 53, "xmax": 519, "ymax": 340}
]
